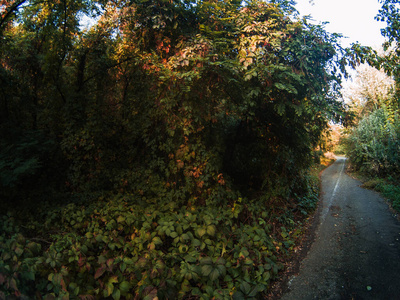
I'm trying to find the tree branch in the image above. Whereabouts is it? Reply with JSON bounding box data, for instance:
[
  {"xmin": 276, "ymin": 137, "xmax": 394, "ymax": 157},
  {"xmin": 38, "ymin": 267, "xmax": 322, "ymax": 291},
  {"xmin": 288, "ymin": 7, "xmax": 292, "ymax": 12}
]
[{"xmin": 0, "ymin": 0, "xmax": 27, "ymax": 31}]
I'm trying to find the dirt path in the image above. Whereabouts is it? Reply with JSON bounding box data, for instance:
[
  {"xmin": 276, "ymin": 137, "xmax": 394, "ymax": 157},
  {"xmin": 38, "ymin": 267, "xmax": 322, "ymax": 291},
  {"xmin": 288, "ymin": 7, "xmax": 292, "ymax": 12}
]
[{"xmin": 281, "ymin": 157, "xmax": 400, "ymax": 299}]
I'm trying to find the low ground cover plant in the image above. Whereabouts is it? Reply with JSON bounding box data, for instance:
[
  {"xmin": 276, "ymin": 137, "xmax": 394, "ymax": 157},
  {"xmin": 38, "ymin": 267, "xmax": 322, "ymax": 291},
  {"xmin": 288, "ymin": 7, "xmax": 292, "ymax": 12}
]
[{"xmin": 0, "ymin": 181, "xmax": 319, "ymax": 299}]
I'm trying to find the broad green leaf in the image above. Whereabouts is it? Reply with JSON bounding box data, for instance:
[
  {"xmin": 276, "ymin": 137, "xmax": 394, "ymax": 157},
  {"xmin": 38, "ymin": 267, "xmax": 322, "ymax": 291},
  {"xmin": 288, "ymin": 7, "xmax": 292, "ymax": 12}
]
[
  {"xmin": 112, "ymin": 288, "xmax": 121, "ymax": 300},
  {"xmin": 152, "ymin": 236, "xmax": 162, "ymax": 245},
  {"xmin": 181, "ymin": 233, "xmax": 190, "ymax": 241},
  {"xmin": 204, "ymin": 239, "xmax": 212, "ymax": 245},
  {"xmin": 192, "ymin": 239, "xmax": 201, "ymax": 247},
  {"xmin": 104, "ymin": 282, "xmax": 114, "ymax": 297},
  {"xmin": 209, "ymin": 268, "xmax": 220, "ymax": 281},
  {"xmin": 184, "ymin": 255, "xmax": 197, "ymax": 263},
  {"xmin": 206, "ymin": 225, "xmax": 216, "ymax": 236},
  {"xmin": 200, "ymin": 257, "xmax": 213, "ymax": 265},
  {"xmin": 119, "ymin": 281, "xmax": 131, "ymax": 293},
  {"xmin": 240, "ymin": 281, "xmax": 251, "ymax": 295},
  {"xmin": 120, "ymin": 262, "xmax": 127, "ymax": 272},
  {"xmin": 201, "ymin": 264, "xmax": 213, "ymax": 276},
  {"xmin": 197, "ymin": 228, "xmax": 206, "ymax": 237}
]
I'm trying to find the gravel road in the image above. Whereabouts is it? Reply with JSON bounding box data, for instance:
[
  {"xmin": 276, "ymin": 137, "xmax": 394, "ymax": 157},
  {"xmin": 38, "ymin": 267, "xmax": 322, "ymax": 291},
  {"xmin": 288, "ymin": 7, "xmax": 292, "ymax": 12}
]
[{"xmin": 281, "ymin": 156, "xmax": 400, "ymax": 299}]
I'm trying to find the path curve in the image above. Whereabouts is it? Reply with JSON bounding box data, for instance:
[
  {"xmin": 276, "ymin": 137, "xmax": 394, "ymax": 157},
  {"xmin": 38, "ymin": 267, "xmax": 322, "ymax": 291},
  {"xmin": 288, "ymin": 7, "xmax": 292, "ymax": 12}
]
[{"xmin": 281, "ymin": 156, "xmax": 400, "ymax": 299}]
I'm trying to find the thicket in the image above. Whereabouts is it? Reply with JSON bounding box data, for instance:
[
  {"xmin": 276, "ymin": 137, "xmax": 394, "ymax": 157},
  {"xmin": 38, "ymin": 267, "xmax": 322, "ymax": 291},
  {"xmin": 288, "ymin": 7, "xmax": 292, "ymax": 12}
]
[
  {"xmin": 343, "ymin": 0, "xmax": 400, "ymax": 210},
  {"xmin": 345, "ymin": 90, "xmax": 400, "ymax": 211},
  {"xmin": 0, "ymin": 0, "xmax": 353, "ymax": 298},
  {"xmin": 346, "ymin": 108, "xmax": 400, "ymax": 177}
]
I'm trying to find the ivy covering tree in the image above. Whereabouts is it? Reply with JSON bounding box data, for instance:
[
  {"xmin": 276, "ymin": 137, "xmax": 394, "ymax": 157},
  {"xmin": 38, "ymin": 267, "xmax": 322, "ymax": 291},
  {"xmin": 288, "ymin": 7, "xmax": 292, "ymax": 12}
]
[{"xmin": 0, "ymin": 0, "xmax": 351, "ymax": 298}]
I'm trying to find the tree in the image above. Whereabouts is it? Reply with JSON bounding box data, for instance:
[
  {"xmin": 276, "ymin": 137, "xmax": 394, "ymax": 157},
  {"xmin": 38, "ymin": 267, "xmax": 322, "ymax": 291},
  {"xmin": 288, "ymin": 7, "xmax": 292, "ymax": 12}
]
[
  {"xmin": 0, "ymin": 0, "xmax": 351, "ymax": 203},
  {"xmin": 339, "ymin": 0, "xmax": 400, "ymax": 178},
  {"xmin": 343, "ymin": 62, "xmax": 399, "ymax": 177},
  {"xmin": 377, "ymin": 0, "xmax": 400, "ymax": 99},
  {"xmin": 344, "ymin": 63, "xmax": 395, "ymax": 121}
]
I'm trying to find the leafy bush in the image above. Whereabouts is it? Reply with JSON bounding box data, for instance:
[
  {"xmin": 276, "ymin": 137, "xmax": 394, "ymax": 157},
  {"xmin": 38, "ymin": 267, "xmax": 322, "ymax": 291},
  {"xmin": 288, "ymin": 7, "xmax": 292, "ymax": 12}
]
[
  {"xmin": 346, "ymin": 109, "xmax": 400, "ymax": 177},
  {"xmin": 0, "ymin": 215, "xmax": 42, "ymax": 299},
  {"xmin": 0, "ymin": 184, "xmax": 320, "ymax": 299}
]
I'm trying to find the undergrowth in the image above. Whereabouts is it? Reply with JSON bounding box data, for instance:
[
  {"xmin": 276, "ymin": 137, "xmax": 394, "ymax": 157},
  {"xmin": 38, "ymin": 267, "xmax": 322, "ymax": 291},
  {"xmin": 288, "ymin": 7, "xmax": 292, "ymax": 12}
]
[{"xmin": 0, "ymin": 188, "xmax": 320, "ymax": 299}]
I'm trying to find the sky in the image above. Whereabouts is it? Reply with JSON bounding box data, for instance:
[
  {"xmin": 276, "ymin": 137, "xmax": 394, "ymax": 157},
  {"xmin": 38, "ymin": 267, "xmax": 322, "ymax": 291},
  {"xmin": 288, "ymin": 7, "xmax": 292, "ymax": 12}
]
[{"xmin": 294, "ymin": 0, "xmax": 386, "ymax": 48}]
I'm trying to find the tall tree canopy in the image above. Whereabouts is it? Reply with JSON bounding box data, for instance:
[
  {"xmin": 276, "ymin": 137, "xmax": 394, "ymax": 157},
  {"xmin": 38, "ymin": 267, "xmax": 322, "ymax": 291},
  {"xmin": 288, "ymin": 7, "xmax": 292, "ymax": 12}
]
[
  {"xmin": 377, "ymin": 0, "xmax": 400, "ymax": 97},
  {"xmin": 0, "ymin": 0, "xmax": 349, "ymax": 202}
]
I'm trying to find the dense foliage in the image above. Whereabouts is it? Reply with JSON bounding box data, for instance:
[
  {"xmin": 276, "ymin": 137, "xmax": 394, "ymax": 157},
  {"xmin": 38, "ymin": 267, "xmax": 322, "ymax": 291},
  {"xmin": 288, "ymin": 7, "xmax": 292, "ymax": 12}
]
[
  {"xmin": 344, "ymin": 65, "xmax": 400, "ymax": 212},
  {"xmin": 377, "ymin": 0, "xmax": 400, "ymax": 96},
  {"xmin": 346, "ymin": 108, "xmax": 400, "ymax": 176},
  {"xmin": 344, "ymin": 0, "xmax": 400, "ymax": 182},
  {"xmin": 1, "ymin": 0, "xmax": 351, "ymax": 298},
  {"xmin": 344, "ymin": 64, "xmax": 399, "ymax": 177},
  {"xmin": 0, "ymin": 188, "xmax": 321, "ymax": 299}
]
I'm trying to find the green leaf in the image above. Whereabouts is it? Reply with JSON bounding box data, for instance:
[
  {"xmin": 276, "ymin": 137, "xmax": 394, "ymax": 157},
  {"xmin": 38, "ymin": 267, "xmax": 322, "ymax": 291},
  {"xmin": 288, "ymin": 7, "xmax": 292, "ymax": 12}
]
[
  {"xmin": 197, "ymin": 228, "xmax": 206, "ymax": 238},
  {"xmin": 120, "ymin": 262, "xmax": 127, "ymax": 272},
  {"xmin": 206, "ymin": 225, "xmax": 216, "ymax": 236},
  {"xmin": 240, "ymin": 281, "xmax": 251, "ymax": 295},
  {"xmin": 248, "ymin": 285, "xmax": 259, "ymax": 297},
  {"xmin": 201, "ymin": 264, "xmax": 213, "ymax": 277},
  {"xmin": 104, "ymin": 282, "xmax": 114, "ymax": 297},
  {"xmin": 205, "ymin": 285, "xmax": 214, "ymax": 295},
  {"xmin": 24, "ymin": 270, "xmax": 35, "ymax": 281},
  {"xmin": 233, "ymin": 291, "xmax": 246, "ymax": 300},
  {"xmin": 209, "ymin": 268, "xmax": 220, "ymax": 281},
  {"xmin": 112, "ymin": 288, "xmax": 121, "ymax": 300},
  {"xmin": 184, "ymin": 255, "xmax": 197, "ymax": 263},
  {"xmin": 216, "ymin": 265, "xmax": 226, "ymax": 276},
  {"xmin": 263, "ymin": 271, "xmax": 271, "ymax": 281},
  {"xmin": 69, "ymin": 283, "xmax": 79, "ymax": 296},
  {"xmin": 152, "ymin": 236, "xmax": 162, "ymax": 245},
  {"xmin": 200, "ymin": 257, "xmax": 213, "ymax": 265},
  {"xmin": 109, "ymin": 276, "xmax": 118, "ymax": 284},
  {"xmin": 119, "ymin": 281, "xmax": 131, "ymax": 293},
  {"xmin": 15, "ymin": 247, "xmax": 23, "ymax": 257},
  {"xmin": 204, "ymin": 239, "xmax": 212, "ymax": 245},
  {"xmin": 192, "ymin": 239, "xmax": 201, "ymax": 247},
  {"xmin": 181, "ymin": 233, "xmax": 190, "ymax": 241}
]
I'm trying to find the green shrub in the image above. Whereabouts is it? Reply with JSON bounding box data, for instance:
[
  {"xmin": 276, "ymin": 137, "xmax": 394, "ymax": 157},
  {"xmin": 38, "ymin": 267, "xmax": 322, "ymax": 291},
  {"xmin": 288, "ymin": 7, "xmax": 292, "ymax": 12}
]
[
  {"xmin": 0, "ymin": 186, "xmax": 320, "ymax": 299},
  {"xmin": 346, "ymin": 109, "xmax": 400, "ymax": 177}
]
